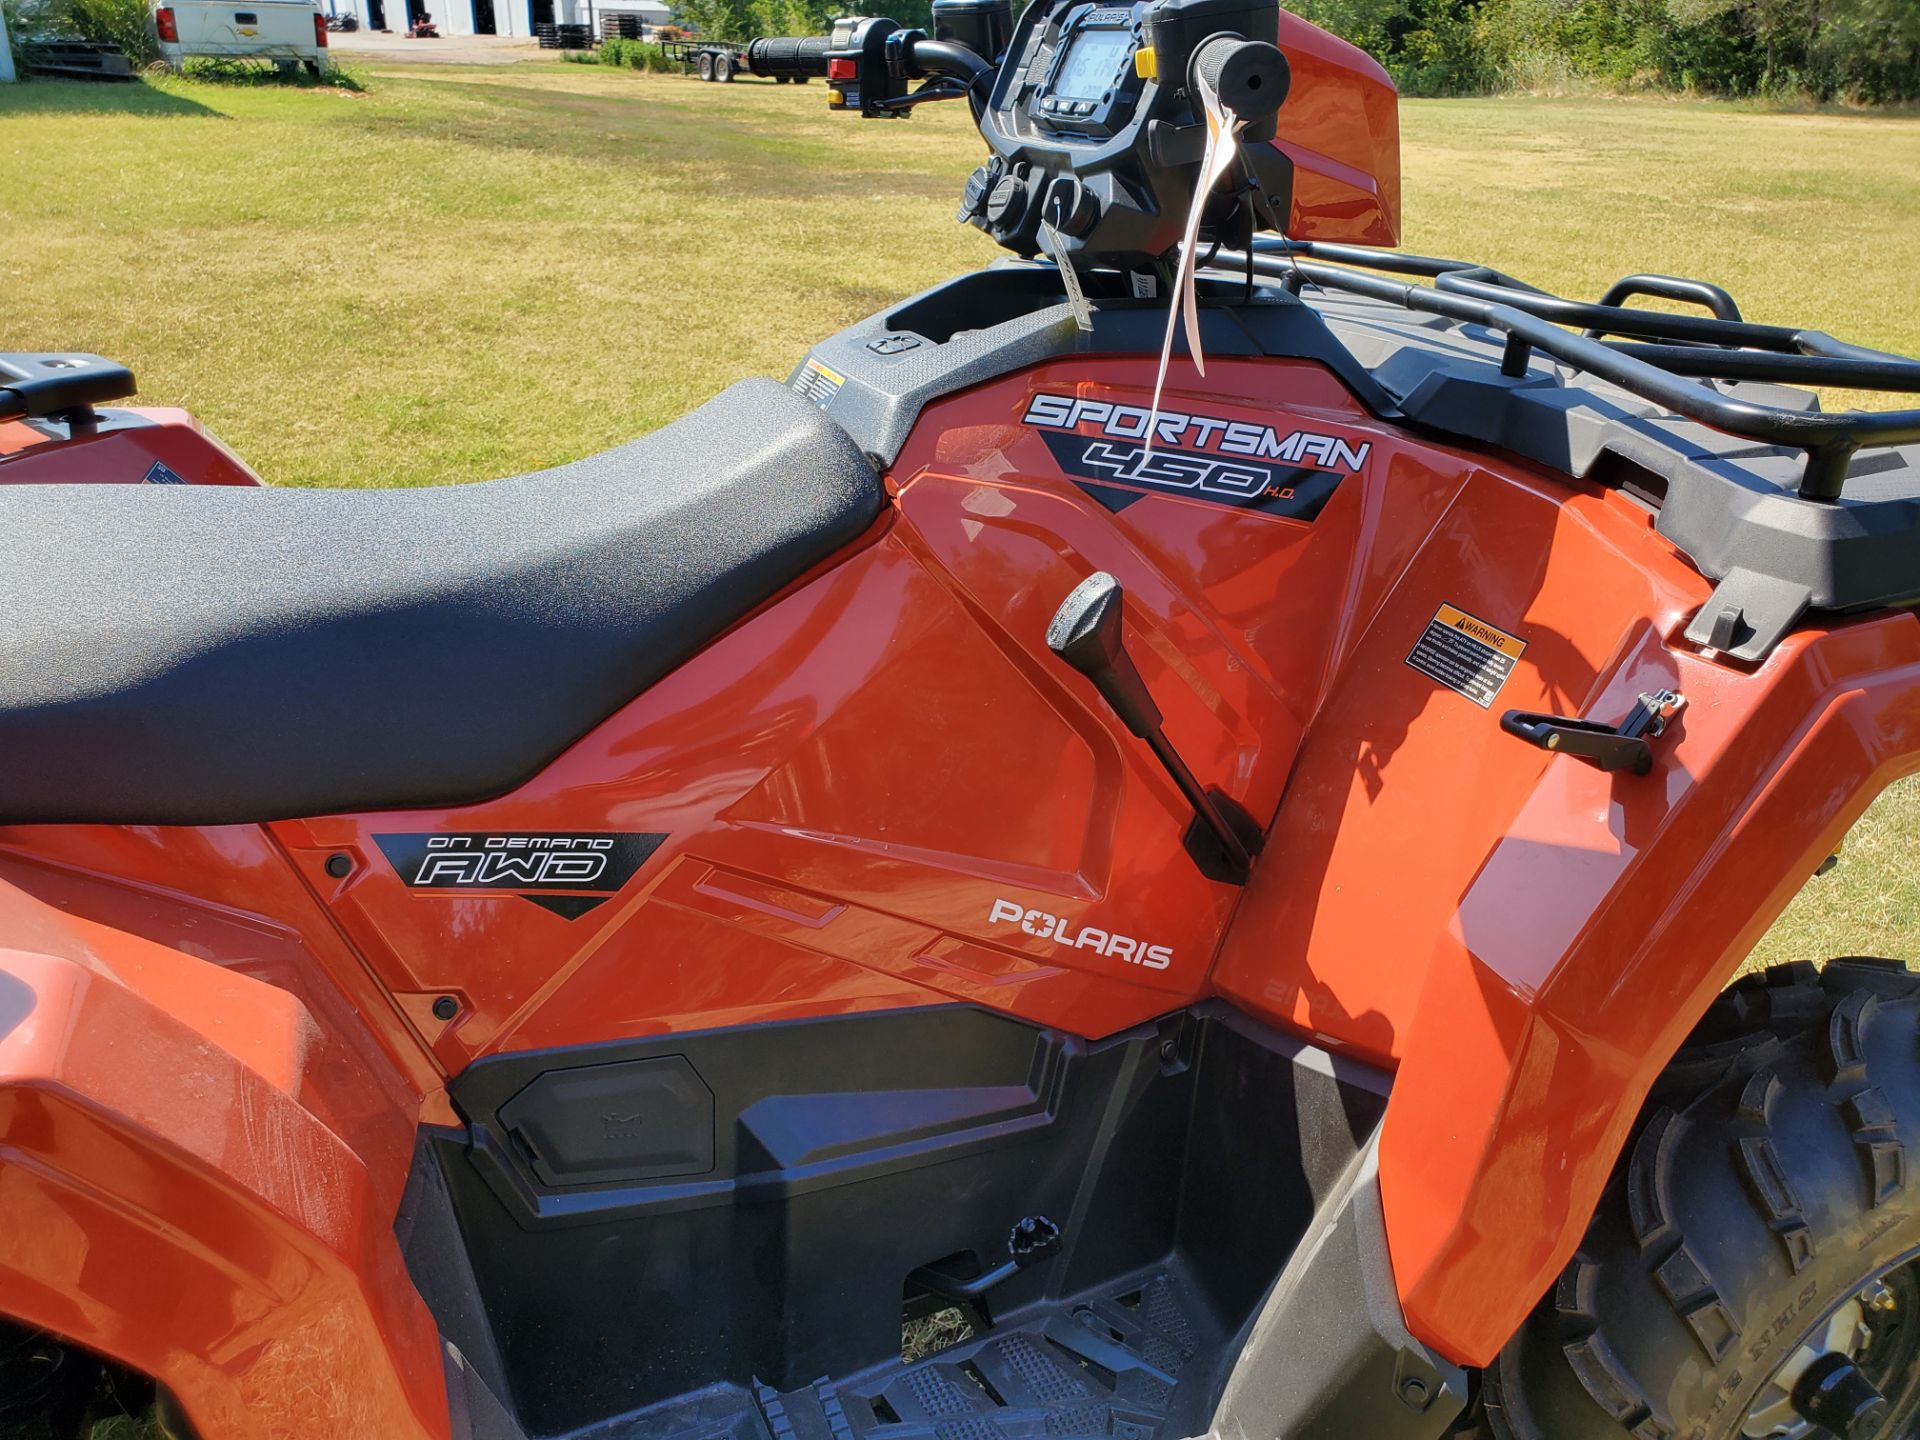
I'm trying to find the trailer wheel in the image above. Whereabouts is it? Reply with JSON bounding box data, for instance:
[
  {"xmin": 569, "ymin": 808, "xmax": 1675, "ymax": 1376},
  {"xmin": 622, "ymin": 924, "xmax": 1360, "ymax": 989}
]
[
  {"xmin": 774, "ymin": 73, "xmax": 790, "ymax": 83},
  {"xmin": 1484, "ymin": 959, "xmax": 1920, "ymax": 1440},
  {"xmin": 795, "ymin": 75, "xmax": 809, "ymax": 83},
  {"xmin": 695, "ymin": 51, "xmax": 713, "ymax": 80},
  {"xmin": 712, "ymin": 51, "xmax": 733, "ymax": 81}
]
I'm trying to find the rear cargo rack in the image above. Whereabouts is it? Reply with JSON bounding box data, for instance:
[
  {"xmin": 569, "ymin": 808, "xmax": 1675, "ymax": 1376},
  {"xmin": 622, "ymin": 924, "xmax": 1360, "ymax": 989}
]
[{"xmin": 1247, "ymin": 238, "xmax": 1920, "ymax": 501}]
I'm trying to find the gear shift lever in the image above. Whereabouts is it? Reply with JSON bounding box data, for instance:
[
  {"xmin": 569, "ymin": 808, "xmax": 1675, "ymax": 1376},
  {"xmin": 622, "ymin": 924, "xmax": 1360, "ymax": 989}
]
[{"xmin": 1046, "ymin": 571, "xmax": 1259, "ymax": 883}]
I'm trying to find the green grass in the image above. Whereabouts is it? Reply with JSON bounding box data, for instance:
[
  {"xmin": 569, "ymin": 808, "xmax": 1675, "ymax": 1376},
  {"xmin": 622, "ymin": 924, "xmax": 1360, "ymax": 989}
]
[
  {"xmin": 1749, "ymin": 776, "xmax": 1920, "ymax": 974},
  {"xmin": 5, "ymin": 72, "xmax": 1920, "ymax": 483}
]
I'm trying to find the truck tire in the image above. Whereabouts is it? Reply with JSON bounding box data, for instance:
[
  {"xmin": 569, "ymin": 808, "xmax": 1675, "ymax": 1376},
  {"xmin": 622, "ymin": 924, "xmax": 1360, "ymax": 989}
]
[
  {"xmin": 1485, "ymin": 959, "xmax": 1920, "ymax": 1440},
  {"xmin": 713, "ymin": 51, "xmax": 733, "ymax": 80},
  {"xmin": 696, "ymin": 51, "xmax": 713, "ymax": 80}
]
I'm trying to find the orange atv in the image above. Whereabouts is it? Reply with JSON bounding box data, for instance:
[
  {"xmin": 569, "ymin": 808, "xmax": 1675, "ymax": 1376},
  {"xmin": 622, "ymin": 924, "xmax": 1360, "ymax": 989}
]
[{"xmin": 1, "ymin": 2, "xmax": 1917, "ymax": 1438}]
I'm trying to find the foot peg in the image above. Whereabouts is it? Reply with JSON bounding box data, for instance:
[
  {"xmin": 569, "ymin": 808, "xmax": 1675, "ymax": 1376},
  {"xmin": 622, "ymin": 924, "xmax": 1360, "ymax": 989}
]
[
  {"xmin": 909, "ymin": 1215, "xmax": 1063, "ymax": 1306},
  {"xmin": 1045, "ymin": 572, "xmax": 1259, "ymax": 883}
]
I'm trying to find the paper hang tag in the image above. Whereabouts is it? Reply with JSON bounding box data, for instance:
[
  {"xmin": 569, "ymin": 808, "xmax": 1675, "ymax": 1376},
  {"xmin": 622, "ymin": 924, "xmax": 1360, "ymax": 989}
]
[
  {"xmin": 1044, "ymin": 221, "xmax": 1095, "ymax": 333},
  {"xmin": 1142, "ymin": 67, "xmax": 1246, "ymax": 457}
]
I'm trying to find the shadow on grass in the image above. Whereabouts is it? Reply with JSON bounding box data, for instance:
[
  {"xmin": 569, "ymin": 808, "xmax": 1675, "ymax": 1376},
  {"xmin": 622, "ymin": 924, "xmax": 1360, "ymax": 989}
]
[
  {"xmin": 356, "ymin": 73, "xmax": 962, "ymax": 201},
  {"xmin": 0, "ymin": 73, "xmax": 221, "ymax": 116},
  {"xmin": 180, "ymin": 56, "xmax": 368, "ymax": 89}
]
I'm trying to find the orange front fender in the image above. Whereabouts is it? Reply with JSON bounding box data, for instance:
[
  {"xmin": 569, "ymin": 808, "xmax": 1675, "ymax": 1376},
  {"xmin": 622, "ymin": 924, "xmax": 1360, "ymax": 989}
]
[{"xmin": 0, "ymin": 879, "xmax": 450, "ymax": 1440}]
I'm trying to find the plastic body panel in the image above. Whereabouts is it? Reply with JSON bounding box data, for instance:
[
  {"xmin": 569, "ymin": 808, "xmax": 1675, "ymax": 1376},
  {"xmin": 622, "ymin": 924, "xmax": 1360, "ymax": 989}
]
[
  {"xmin": 256, "ymin": 354, "xmax": 1439, "ymax": 1072},
  {"xmin": 0, "ymin": 839, "xmax": 445, "ymax": 1439},
  {"xmin": 1, "ymin": 305, "xmax": 1918, "ymax": 1429},
  {"xmin": 0, "ymin": 407, "xmax": 265, "ymax": 485},
  {"xmin": 412, "ymin": 1002, "xmax": 1396, "ymax": 1439},
  {"xmin": 1273, "ymin": 12, "xmax": 1401, "ymax": 246},
  {"xmin": 1209, "ymin": 477, "xmax": 1920, "ymax": 1361}
]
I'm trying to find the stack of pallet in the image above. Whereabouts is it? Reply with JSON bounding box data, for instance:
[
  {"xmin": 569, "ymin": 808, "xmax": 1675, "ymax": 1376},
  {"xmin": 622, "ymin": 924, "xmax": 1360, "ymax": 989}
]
[
  {"xmin": 534, "ymin": 21, "xmax": 593, "ymax": 46},
  {"xmin": 28, "ymin": 39, "xmax": 133, "ymax": 78},
  {"xmin": 600, "ymin": 13, "xmax": 642, "ymax": 39}
]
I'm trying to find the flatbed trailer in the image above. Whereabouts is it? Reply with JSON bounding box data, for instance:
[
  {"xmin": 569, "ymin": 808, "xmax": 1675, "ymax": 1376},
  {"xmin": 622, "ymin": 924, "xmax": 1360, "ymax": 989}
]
[{"xmin": 659, "ymin": 35, "xmax": 824, "ymax": 81}]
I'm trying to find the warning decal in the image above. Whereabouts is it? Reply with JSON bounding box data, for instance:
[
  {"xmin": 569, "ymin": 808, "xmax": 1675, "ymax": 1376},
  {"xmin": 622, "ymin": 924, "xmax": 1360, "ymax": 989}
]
[
  {"xmin": 793, "ymin": 357, "xmax": 846, "ymax": 410},
  {"xmin": 1406, "ymin": 603, "xmax": 1526, "ymax": 708}
]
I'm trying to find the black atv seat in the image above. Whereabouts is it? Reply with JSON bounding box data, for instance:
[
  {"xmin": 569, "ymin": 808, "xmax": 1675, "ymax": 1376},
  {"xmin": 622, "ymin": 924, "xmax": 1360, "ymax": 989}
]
[{"xmin": 0, "ymin": 379, "xmax": 882, "ymax": 825}]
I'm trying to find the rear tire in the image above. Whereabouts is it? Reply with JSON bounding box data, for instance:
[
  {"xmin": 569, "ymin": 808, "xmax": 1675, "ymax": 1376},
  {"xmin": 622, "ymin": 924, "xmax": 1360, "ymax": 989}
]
[
  {"xmin": 713, "ymin": 51, "xmax": 732, "ymax": 81},
  {"xmin": 1486, "ymin": 959, "xmax": 1920, "ymax": 1440},
  {"xmin": 695, "ymin": 51, "xmax": 713, "ymax": 80}
]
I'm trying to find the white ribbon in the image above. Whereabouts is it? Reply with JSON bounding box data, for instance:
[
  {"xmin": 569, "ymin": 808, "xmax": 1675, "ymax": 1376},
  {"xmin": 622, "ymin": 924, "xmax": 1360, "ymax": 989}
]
[{"xmin": 1143, "ymin": 68, "xmax": 1245, "ymax": 457}]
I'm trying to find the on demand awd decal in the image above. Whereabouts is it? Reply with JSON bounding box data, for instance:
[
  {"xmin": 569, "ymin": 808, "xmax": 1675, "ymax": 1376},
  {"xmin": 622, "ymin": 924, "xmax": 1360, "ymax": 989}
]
[
  {"xmin": 375, "ymin": 832, "xmax": 668, "ymax": 920},
  {"xmin": 1021, "ymin": 392, "xmax": 1371, "ymax": 520}
]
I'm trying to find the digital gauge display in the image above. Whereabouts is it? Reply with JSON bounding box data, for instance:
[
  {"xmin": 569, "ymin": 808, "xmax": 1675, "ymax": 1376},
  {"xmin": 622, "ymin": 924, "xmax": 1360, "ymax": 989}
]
[{"xmin": 1051, "ymin": 27, "xmax": 1133, "ymax": 102}]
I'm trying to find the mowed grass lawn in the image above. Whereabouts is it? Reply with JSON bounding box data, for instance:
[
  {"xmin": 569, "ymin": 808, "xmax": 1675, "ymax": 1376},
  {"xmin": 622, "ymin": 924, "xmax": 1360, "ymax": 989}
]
[{"xmin": 0, "ymin": 64, "xmax": 1915, "ymax": 967}]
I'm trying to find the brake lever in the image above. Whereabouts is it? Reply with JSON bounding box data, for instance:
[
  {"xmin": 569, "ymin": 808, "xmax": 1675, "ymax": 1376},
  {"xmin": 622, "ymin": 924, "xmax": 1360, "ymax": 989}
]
[{"xmin": 868, "ymin": 78, "xmax": 972, "ymax": 113}]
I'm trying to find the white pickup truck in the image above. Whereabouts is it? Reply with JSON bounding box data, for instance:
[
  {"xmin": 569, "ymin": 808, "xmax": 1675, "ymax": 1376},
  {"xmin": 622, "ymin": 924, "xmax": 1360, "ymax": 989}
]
[{"xmin": 150, "ymin": 0, "xmax": 330, "ymax": 72}]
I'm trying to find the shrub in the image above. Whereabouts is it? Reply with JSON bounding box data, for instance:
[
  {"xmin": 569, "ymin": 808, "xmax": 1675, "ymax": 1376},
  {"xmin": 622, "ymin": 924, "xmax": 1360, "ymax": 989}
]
[
  {"xmin": 596, "ymin": 37, "xmax": 673, "ymax": 69},
  {"xmin": 1297, "ymin": 0, "xmax": 1920, "ymax": 100},
  {"xmin": 60, "ymin": 0, "xmax": 157, "ymax": 64},
  {"xmin": 2, "ymin": 0, "xmax": 158, "ymax": 66}
]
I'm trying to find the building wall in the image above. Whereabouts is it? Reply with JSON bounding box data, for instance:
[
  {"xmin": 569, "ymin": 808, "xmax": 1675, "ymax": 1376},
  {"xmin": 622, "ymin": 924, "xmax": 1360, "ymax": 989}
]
[{"xmin": 335, "ymin": 0, "xmax": 661, "ymax": 38}]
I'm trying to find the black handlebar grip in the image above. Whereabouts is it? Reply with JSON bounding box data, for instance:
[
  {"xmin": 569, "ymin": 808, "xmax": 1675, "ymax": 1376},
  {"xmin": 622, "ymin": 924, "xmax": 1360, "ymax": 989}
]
[
  {"xmin": 745, "ymin": 34, "xmax": 834, "ymax": 78},
  {"xmin": 1189, "ymin": 34, "xmax": 1289, "ymax": 142}
]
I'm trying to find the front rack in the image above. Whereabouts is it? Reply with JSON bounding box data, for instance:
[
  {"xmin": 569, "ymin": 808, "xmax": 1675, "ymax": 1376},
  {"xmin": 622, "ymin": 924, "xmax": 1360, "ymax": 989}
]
[{"xmin": 1242, "ymin": 238, "xmax": 1920, "ymax": 500}]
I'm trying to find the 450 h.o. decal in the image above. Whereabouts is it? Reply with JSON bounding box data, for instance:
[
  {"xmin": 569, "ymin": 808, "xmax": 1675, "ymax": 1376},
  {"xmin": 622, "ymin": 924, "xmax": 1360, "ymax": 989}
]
[
  {"xmin": 1021, "ymin": 392, "xmax": 1371, "ymax": 521},
  {"xmin": 374, "ymin": 832, "xmax": 667, "ymax": 920}
]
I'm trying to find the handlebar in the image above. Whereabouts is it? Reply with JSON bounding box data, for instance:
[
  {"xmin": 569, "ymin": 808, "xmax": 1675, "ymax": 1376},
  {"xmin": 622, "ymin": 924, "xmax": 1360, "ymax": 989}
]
[
  {"xmin": 777, "ymin": 2, "xmax": 1300, "ymax": 268},
  {"xmin": 744, "ymin": 34, "xmax": 834, "ymax": 79},
  {"xmin": 1188, "ymin": 34, "xmax": 1289, "ymax": 142},
  {"xmin": 749, "ymin": 28, "xmax": 991, "ymax": 91},
  {"xmin": 904, "ymin": 36, "xmax": 993, "ymax": 87}
]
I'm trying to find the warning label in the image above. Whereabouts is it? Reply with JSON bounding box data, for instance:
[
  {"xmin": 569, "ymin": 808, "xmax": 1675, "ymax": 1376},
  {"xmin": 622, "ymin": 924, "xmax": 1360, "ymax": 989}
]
[
  {"xmin": 793, "ymin": 357, "xmax": 845, "ymax": 410},
  {"xmin": 1405, "ymin": 603, "xmax": 1526, "ymax": 708}
]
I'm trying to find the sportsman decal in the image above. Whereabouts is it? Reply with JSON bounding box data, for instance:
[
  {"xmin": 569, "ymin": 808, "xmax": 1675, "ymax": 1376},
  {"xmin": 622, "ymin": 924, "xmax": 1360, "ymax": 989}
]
[
  {"xmin": 1021, "ymin": 392, "xmax": 1369, "ymax": 519},
  {"xmin": 374, "ymin": 832, "xmax": 668, "ymax": 920}
]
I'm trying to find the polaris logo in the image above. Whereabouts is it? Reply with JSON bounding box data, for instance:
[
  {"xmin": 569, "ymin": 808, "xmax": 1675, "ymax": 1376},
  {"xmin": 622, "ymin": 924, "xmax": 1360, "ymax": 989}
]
[
  {"xmin": 375, "ymin": 831, "xmax": 669, "ymax": 920},
  {"xmin": 988, "ymin": 898, "xmax": 1173, "ymax": 971},
  {"xmin": 1021, "ymin": 393, "xmax": 1372, "ymax": 472}
]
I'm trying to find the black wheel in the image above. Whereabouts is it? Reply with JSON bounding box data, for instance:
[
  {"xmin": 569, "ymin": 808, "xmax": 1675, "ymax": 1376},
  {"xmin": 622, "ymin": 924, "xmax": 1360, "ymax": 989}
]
[
  {"xmin": 713, "ymin": 51, "xmax": 732, "ymax": 80},
  {"xmin": 695, "ymin": 51, "xmax": 713, "ymax": 80},
  {"xmin": 1486, "ymin": 959, "xmax": 1920, "ymax": 1440},
  {"xmin": 774, "ymin": 73, "xmax": 790, "ymax": 82},
  {"xmin": 795, "ymin": 74, "xmax": 809, "ymax": 83}
]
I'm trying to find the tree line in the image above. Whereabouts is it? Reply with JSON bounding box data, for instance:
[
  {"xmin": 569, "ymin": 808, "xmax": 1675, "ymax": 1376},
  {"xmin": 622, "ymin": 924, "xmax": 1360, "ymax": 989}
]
[
  {"xmin": 1294, "ymin": 0, "xmax": 1919, "ymax": 99},
  {"xmin": 670, "ymin": 0, "xmax": 930, "ymax": 45},
  {"xmin": 672, "ymin": 0, "xmax": 1917, "ymax": 101}
]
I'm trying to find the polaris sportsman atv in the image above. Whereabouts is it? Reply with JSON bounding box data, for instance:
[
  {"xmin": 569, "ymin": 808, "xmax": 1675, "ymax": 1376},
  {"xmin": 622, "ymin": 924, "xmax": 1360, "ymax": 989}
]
[{"xmin": 1, "ymin": 4, "xmax": 1917, "ymax": 1438}]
